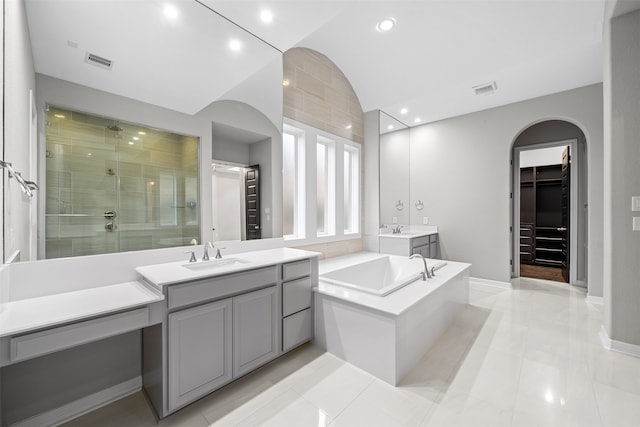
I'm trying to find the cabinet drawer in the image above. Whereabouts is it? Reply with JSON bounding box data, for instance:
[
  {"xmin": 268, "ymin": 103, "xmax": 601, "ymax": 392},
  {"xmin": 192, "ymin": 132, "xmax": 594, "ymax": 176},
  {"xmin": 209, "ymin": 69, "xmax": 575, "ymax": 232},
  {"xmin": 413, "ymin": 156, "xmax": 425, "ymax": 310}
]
[
  {"xmin": 282, "ymin": 259, "xmax": 311, "ymax": 282},
  {"xmin": 168, "ymin": 266, "xmax": 278, "ymax": 310},
  {"xmin": 283, "ymin": 277, "xmax": 312, "ymax": 317},
  {"xmin": 283, "ymin": 308, "xmax": 312, "ymax": 352},
  {"xmin": 429, "ymin": 234, "xmax": 438, "ymax": 243},
  {"xmin": 10, "ymin": 308, "xmax": 149, "ymax": 362}
]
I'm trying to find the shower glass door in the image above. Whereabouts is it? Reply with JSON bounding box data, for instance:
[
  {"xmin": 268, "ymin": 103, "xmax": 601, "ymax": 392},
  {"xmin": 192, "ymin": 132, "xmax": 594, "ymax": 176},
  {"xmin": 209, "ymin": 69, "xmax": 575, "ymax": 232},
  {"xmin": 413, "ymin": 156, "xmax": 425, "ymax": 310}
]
[{"xmin": 44, "ymin": 106, "xmax": 199, "ymax": 259}]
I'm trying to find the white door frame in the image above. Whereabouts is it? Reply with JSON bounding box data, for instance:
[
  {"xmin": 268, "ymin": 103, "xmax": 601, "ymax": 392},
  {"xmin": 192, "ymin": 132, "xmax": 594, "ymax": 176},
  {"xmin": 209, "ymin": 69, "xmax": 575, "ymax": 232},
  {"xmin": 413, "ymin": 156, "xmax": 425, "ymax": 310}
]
[{"xmin": 512, "ymin": 139, "xmax": 579, "ymax": 284}]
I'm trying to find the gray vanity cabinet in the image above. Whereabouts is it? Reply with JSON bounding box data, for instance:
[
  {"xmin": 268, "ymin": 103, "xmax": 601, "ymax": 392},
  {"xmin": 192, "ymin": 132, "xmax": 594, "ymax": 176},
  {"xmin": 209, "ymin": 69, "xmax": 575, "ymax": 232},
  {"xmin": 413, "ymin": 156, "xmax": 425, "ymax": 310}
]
[
  {"xmin": 233, "ymin": 285, "xmax": 279, "ymax": 377},
  {"xmin": 144, "ymin": 257, "xmax": 317, "ymax": 419},
  {"xmin": 168, "ymin": 298, "xmax": 232, "ymax": 411},
  {"xmin": 379, "ymin": 233, "xmax": 439, "ymax": 258},
  {"xmin": 282, "ymin": 260, "xmax": 313, "ymax": 352}
]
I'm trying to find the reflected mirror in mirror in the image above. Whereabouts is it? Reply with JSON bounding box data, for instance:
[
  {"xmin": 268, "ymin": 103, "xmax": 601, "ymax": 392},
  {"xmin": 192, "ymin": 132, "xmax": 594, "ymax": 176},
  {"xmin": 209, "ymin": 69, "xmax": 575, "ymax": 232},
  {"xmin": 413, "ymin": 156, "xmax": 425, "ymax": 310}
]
[
  {"xmin": 212, "ymin": 122, "xmax": 271, "ymax": 241},
  {"xmin": 379, "ymin": 111, "xmax": 410, "ymax": 228},
  {"xmin": 45, "ymin": 106, "xmax": 200, "ymax": 259}
]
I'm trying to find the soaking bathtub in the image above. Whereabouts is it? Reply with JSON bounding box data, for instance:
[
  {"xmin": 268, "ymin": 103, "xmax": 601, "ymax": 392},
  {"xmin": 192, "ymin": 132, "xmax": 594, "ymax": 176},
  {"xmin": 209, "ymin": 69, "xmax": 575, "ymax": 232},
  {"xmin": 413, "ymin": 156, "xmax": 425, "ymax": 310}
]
[
  {"xmin": 315, "ymin": 252, "xmax": 470, "ymax": 385},
  {"xmin": 320, "ymin": 255, "xmax": 448, "ymax": 296}
]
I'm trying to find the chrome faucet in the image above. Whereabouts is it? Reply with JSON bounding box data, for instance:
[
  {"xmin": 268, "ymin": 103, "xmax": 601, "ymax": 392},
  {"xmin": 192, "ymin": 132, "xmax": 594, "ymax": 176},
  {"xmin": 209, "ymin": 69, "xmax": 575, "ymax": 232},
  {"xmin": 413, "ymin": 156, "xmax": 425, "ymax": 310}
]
[
  {"xmin": 410, "ymin": 253, "xmax": 432, "ymax": 279},
  {"xmin": 392, "ymin": 225, "xmax": 403, "ymax": 234},
  {"xmin": 202, "ymin": 242, "xmax": 214, "ymax": 261}
]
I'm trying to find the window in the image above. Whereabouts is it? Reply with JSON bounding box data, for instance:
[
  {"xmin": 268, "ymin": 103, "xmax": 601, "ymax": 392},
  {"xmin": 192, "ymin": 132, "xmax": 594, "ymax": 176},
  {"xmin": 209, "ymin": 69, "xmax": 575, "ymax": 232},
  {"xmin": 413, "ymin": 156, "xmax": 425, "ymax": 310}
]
[
  {"xmin": 283, "ymin": 119, "xmax": 360, "ymax": 244},
  {"xmin": 283, "ymin": 125, "xmax": 305, "ymax": 239},
  {"xmin": 316, "ymin": 136, "xmax": 335, "ymax": 236},
  {"xmin": 343, "ymin": 144, "xmax": 360, "ymax": 234}
]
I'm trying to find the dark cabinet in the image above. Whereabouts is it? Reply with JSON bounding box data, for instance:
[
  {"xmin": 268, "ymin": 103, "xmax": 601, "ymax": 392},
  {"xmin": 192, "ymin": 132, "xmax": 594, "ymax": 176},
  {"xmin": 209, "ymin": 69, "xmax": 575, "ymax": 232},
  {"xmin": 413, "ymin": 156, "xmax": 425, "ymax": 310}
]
[{"xmin": 520, "ymin": 165, "xmax": 566, "ymax": 267}]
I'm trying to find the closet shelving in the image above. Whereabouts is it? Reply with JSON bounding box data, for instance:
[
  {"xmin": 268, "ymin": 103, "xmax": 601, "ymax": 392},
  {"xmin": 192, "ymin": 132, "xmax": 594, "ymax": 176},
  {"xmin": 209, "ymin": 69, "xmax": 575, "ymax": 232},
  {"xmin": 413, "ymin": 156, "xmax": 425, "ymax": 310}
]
[{"xmin": 519, "ymin": 165, "xmax": 565, "ymax": 267}]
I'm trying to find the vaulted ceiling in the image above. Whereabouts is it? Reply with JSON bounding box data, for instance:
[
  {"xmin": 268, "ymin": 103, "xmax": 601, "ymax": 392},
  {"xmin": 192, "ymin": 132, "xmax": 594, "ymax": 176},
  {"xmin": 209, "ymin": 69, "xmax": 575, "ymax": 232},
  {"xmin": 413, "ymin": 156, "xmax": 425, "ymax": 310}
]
[{"xmin": 26, "ymin": 0, "xmax": 605, "ymax": 128}]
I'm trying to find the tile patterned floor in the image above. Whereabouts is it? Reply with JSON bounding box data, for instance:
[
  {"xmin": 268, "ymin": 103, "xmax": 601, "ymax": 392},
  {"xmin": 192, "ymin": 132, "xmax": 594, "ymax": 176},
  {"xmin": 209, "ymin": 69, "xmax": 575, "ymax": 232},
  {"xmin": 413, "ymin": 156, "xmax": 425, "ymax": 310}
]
[{"xmin": 63, "ymin": 278, "xmax": 640, "ymax": 426}]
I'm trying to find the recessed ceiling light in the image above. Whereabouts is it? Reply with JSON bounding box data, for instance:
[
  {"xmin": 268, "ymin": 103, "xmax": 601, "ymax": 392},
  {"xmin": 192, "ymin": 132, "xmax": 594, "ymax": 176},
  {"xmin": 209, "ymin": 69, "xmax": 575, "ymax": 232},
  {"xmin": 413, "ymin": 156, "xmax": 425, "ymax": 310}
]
[
  {"xmin": 414, "ymin": 118, "xmax": 422, "ymax": 123},
  {"xmin": 229, "ymin": 39, "xmax": 242, "ymax": 52},
  {"xmin": 387, "ymin": 124, "xmax": 394, "ymax": 130},
  {"xmin": 400, "ymin": 108, "xmax": 408, "ymax": 115},
  {"xmin": 346, "ymin": 124, "xmax": 352, "ymax": 129},
  {"xmin": 138, "ymin": 131, "xmax": 147, "ymax": 135},
  {"xmin": 260, "ymin": 10, "xmax": 273, "ymax": 23},
  {"xmin": 133, "ymin": 136, "xmax": 139, "ymax": 141},
  {"xmin": 128, "ymin": 141, "xmax": 134, "ymax": 145},
  {"xmin": 163, "ymin": 4, "xmax": 179, "ymax": 20},
  {"xmin": 282, "ymin": 79, "xmax": 290, "ymax": 87},
  {"xmin": 377, "ymin": 18, "xmax": 396, "ymax": 32}
]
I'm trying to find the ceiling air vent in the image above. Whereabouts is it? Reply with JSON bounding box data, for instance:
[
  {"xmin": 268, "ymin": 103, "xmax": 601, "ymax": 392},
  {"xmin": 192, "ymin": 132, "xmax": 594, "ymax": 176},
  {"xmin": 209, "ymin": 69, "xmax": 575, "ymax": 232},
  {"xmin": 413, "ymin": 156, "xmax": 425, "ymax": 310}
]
[
  {"xmin": 84, "ymin": 52, "xmax": 113, "ymax": 71},
  {"xmin": 472, "ymin": 81, "xmax": 497, "ymax": 96}
]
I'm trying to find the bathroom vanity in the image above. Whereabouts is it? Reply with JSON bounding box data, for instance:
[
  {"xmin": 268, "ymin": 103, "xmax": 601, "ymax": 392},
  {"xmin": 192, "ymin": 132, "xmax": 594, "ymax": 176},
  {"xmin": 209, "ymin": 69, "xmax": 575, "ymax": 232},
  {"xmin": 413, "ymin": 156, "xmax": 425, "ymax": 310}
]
[
  {"xmin": 0, "ymin": 246, "xmax": 318, "ymax": 425},
  {"xmin": 136, "ymin": 248, "xmax": 318, "ymax": 418},
  {"xmin": 379, "ymin": 227, "xmax": 439, "ymax": 259}
]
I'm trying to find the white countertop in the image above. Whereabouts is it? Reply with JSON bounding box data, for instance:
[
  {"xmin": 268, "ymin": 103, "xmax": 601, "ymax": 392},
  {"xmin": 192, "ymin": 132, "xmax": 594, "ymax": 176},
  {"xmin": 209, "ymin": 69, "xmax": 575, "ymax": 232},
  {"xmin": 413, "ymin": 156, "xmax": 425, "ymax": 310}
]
[
  {"xmin": 378, "ymin": 225, "xmax": 438, "ymax": 239},
  {"xmin": 0, "ymin": 281, "xmax": 164, "ymax": 337},
  {"xmin": 136, "ymin": 247, "xmax": 321, "ymax": 286},
  {"xmin": 317, "ymin": 252, "xmax": 470, "ymax": 316}
]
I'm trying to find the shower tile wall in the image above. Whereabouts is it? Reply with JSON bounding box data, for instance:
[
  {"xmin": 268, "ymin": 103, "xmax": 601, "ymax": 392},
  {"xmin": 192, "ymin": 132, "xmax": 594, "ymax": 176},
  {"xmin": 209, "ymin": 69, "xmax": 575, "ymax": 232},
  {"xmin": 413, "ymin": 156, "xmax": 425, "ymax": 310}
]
[{"xmin": 45, "ymin": 107, "xmax": 199, "ymax": 259}]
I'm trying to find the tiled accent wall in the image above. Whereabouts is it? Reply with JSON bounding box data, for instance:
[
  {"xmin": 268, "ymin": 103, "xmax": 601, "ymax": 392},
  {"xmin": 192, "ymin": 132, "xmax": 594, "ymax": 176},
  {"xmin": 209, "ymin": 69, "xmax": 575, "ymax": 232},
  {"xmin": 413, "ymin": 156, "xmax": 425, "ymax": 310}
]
[
  {"xmin": 45, "ymin": 106, "xmax": 199, "ymax": 259},
  {"xmin": 294, "ymin": 239, "xmax": 364, "ymax": 260},
  {"xmin": 284, "ymin": 48, "xmax": 365, "ymax": 258},
  {"xmin": 283, "ymin": 48, "xmax": 365, "ymax": 144}
]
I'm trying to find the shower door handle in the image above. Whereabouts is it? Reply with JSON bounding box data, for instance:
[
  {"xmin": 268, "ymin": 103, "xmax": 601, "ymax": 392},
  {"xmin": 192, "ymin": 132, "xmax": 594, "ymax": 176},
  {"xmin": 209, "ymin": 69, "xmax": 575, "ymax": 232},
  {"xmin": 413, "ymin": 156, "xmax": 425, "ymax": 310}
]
[
  {"xmin": 104, "ymin": 210, "xmax": 117, "ymax": 219},
  {"xmin": 105, "ymin": 222, "xmax": 117, "ymax": 232}
]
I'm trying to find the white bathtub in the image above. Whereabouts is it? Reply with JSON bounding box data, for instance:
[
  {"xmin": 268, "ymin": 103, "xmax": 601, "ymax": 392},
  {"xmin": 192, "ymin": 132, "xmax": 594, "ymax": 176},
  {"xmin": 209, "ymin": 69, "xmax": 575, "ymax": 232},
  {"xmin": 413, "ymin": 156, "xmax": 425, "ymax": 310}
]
[
  {"xmin": 315, "ymin": 252, "xmax": 470, "ymax": 386},
  {"xmin": 319, "ymin": 255, "xmax": 423, "ymax": 296}
]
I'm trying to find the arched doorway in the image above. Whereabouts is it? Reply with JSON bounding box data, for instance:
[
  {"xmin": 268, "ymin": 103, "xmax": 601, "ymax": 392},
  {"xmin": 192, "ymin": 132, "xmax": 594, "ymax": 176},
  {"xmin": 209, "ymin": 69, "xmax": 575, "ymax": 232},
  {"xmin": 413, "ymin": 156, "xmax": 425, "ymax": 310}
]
[{"xmin": 511, "ymin": 120, "xmax": 588, "ymax": 286}]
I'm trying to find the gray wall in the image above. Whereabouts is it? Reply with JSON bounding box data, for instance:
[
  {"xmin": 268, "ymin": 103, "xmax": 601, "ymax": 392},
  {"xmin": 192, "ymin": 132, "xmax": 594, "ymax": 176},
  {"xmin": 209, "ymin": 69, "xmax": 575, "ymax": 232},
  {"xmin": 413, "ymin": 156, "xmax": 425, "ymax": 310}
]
[
  {"xmin": 363, "ymin": 111, "xmax": 380, "ymax": 251},
  {"xmin": 605, "ymin": 7, "xmax": 640, "ymax": 345},
  {"xmin": 406, "ymin": 84, "xmax": 603, "ymax": 286},
  {"xmin": 4, "ymin": 0, "xmax": 36, "ymax": 262}
]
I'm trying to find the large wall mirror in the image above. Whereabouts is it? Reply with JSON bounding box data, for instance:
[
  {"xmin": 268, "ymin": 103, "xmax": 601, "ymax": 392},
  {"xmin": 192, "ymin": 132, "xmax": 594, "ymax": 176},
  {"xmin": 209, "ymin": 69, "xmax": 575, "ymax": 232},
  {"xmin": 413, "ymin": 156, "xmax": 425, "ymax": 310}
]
[
  {"xmin": 379, "ymin": 111, "xmax": 410, "ymax": 227},
  {"xmin": 4, "ymin": 0, "xmax": 284, "ymax": 262}
]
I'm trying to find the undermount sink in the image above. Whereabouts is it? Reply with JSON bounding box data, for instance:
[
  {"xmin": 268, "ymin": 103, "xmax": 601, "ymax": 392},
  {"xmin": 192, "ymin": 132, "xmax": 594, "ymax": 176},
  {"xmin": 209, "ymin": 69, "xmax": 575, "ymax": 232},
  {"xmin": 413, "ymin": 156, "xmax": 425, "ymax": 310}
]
[{"xmin": 182, "ymin": 258, "xmax": 251, "ymax": 271}]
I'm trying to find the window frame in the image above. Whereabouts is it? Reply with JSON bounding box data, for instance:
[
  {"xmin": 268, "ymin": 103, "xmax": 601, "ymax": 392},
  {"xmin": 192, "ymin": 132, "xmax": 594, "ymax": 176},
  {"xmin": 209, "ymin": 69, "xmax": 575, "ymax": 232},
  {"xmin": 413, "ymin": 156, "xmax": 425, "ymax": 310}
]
[{"xmin": 283, "ymin": 118, "xmax": 361, "ymax": 246}]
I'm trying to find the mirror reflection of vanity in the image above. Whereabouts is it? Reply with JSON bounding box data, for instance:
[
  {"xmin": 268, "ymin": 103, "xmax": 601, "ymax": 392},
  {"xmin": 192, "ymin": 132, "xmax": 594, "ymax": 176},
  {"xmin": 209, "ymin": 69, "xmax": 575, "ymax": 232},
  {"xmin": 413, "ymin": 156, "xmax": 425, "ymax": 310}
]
[{"xmin": 3, "ymin": 0, "xmax": 285, "ymax": 263}]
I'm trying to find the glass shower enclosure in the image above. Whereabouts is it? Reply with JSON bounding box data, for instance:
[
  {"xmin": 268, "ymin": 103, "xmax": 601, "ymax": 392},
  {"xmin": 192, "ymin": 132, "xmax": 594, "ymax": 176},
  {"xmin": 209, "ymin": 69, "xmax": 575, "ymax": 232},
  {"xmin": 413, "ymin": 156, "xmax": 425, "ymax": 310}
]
[{"xmin": 44, "ymin": 106, "xmax": 199, "ymax": 259}]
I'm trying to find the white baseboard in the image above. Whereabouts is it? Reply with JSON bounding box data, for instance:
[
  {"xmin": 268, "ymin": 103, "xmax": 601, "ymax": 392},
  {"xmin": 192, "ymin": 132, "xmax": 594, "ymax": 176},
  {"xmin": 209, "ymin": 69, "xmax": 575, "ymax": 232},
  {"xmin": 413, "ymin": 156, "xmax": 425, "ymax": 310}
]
[
  {"xmin": 470, "ymin": 277, "xmax": 512, "ymax": 290},
  {"xmin": 599, "ymin": 325, "xmax": 640, "ymax": 358},
  {"xmin": 586, "ymin": 294, "xmax": 603, "ymax": 305},
  {"xmin": 12, "ymin": 376, "xmax": 141, "ymax": 427}
]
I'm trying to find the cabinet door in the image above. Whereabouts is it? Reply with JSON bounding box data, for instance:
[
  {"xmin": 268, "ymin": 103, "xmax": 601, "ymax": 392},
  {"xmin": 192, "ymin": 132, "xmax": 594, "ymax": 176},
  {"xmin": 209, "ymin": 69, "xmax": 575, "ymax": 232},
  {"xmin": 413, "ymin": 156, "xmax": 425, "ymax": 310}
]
[
  {"xmin": 412, "ymin": 244, "xmax": 430, "ymax": 258},
  {"xmin": 168, "ymin": 299, "xmax": 232, "ymax": 411},
  {"xmin": 233, "ymin": 286, "xmax": 279, "ymax": 377}
]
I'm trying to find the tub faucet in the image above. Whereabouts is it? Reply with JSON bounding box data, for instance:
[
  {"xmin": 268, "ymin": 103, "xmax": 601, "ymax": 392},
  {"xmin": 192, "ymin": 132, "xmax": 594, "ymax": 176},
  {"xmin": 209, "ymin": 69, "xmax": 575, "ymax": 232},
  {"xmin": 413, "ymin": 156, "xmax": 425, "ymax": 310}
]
[
  {"xmin": 202, "ymin": 242, "xmax": 214, "ymax": 261},
  {"xmin": 410, "ymin": 253, "xmax": 432, "ymax": 279}
]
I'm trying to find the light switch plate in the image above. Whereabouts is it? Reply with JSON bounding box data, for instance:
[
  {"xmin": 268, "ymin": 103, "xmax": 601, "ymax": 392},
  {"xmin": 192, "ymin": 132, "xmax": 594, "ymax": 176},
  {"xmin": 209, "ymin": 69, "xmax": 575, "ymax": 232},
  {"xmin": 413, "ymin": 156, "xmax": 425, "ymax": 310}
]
[
  {"xmin": 422, "ymin": 217, "xmax": 429, "ymax": 225},
  {"xmin": 633, "ymin": 217, "xmax": 640, "ymax": 231},
  {"xmin": 392, "ymin": 216, "xmax": 398, "ymax": 224},
  {"xmin": 632, "ymin": 196, "xmax": 640, "ymax": 211}
]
